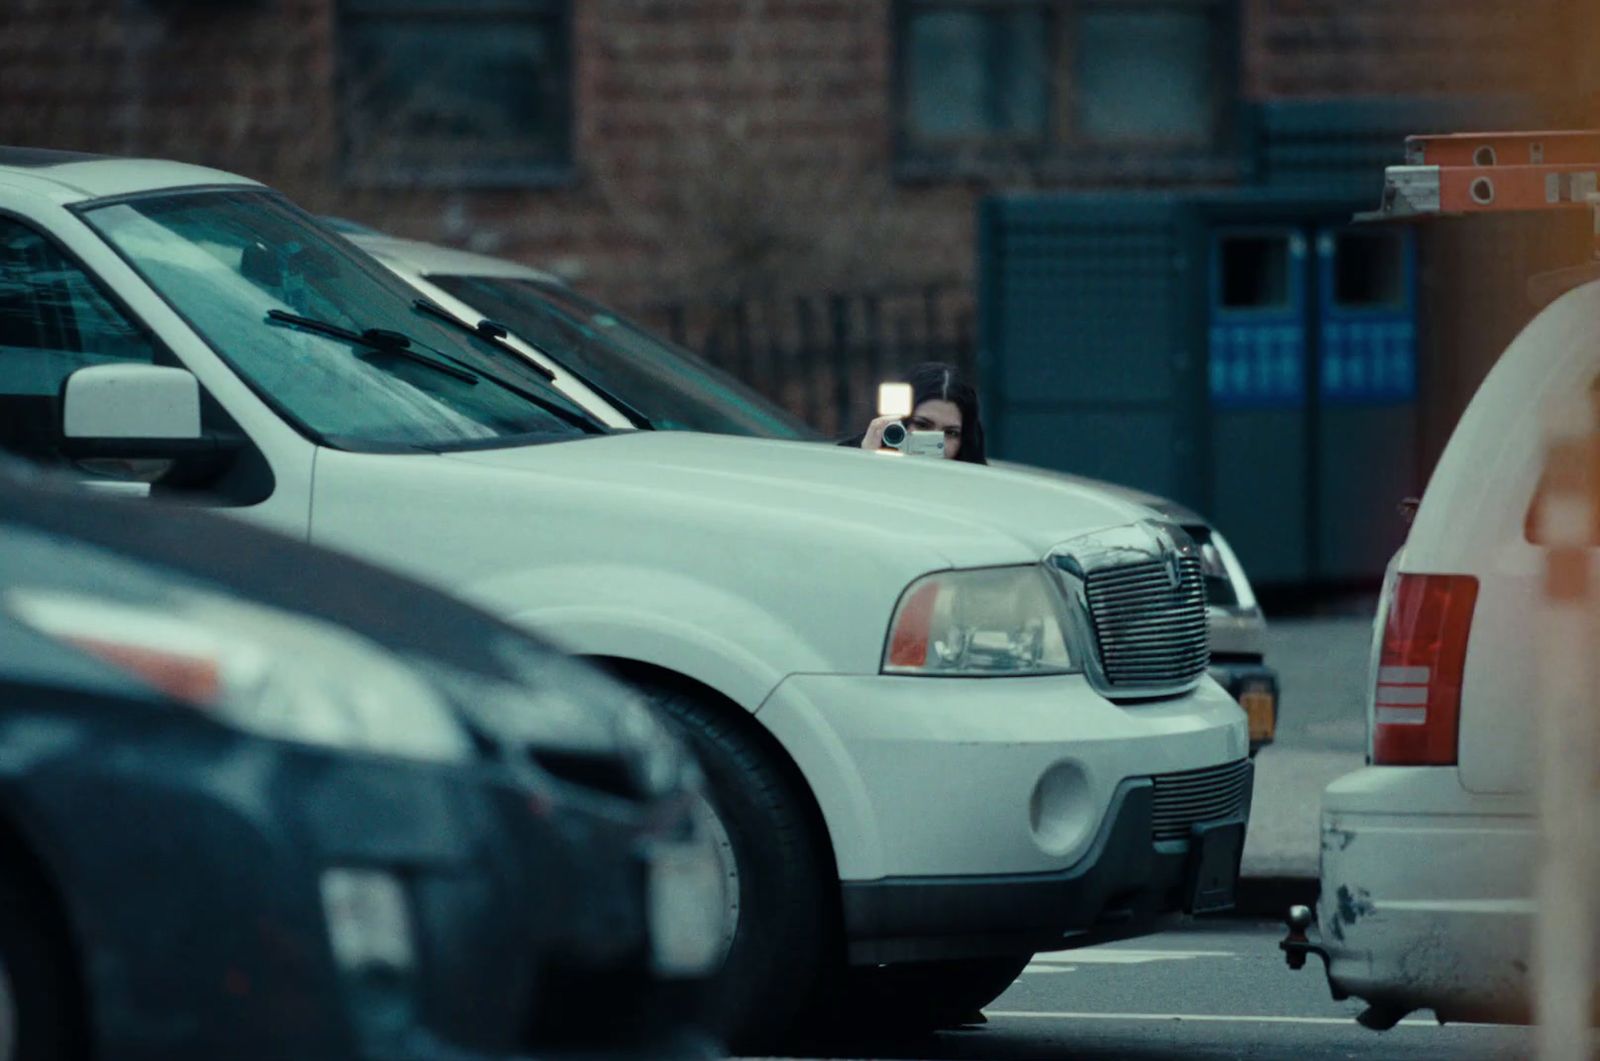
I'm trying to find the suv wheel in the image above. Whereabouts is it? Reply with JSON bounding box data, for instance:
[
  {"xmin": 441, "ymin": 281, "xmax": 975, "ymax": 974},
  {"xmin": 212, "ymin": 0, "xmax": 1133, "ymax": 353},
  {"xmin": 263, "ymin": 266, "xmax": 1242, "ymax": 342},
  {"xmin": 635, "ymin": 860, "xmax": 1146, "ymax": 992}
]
[{"xmin": 646, "ymin": 686, "xmax": 831, "ymax": 1052}]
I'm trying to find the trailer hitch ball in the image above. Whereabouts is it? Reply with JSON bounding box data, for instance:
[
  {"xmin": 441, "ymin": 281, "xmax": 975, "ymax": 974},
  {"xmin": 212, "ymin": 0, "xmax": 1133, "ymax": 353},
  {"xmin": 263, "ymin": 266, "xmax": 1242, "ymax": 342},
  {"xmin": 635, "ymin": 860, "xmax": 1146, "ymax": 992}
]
[{"xmin": 1283, "ymin": 905, "xmax": 1314, "ymax": 970}]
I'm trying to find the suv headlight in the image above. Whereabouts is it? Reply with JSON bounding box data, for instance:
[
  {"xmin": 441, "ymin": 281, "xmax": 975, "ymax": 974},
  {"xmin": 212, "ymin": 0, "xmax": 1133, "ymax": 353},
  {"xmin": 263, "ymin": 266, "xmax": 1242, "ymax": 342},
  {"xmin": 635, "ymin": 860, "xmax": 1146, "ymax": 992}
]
[
  {"xmin": 8, "ymin": 588, "xmax": 474, "ymax": 765},
  {"xmin": 882, "ymin": 566, "xmax": 1076, "ymax": 676}
]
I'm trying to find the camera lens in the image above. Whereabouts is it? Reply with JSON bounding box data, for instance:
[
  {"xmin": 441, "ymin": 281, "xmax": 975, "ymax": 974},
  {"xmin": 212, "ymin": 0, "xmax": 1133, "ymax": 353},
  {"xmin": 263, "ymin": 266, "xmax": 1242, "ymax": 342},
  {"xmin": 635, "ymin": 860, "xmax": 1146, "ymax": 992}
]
[{"xmin": 882, "ymin": 422, "xmax": 908, "ymax": 448}]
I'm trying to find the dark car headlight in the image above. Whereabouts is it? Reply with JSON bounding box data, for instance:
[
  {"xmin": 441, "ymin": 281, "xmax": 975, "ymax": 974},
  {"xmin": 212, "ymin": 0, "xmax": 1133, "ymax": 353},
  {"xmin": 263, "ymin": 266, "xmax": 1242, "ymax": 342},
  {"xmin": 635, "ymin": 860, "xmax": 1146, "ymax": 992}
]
[
  {"xmin": 8, "ymin": 587, "xmax": 476, "ymax": 765},
  {"xmin": 1187, "ymin": 528, "xmax": 1258, "ymax": 611}
]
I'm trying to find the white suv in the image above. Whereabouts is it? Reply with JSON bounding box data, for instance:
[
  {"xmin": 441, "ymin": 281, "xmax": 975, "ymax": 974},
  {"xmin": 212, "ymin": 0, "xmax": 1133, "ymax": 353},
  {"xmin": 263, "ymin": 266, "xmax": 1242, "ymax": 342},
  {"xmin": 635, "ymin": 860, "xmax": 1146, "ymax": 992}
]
[
  {"xmin": 0, "ymin": 148, "xmax": 1250, "ymax": 1049},
  {"xmin": 1284, "ymin": 270, "xmax": 1600, "ymax": 1028},
  {"xmin": 341, "ymin": 229, "xmax": 1281, "ymax": 751}
]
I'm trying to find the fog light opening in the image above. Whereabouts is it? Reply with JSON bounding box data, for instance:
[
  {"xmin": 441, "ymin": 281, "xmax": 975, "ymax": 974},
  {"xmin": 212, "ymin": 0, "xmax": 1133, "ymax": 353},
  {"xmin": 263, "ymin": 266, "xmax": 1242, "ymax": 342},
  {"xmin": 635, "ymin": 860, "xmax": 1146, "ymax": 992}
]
[{"xmin": 1029, "ymin": 762, "xmax": 1093, "ymax": 857}]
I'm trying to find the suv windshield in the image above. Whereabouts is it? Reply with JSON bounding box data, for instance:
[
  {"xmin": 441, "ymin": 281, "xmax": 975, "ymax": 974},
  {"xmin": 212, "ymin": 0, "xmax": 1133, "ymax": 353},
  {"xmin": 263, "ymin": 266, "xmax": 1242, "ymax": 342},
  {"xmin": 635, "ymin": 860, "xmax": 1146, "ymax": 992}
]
[
  {"xmin": 426, "ymin": 274, "xmax": 817, "ymax": 441},
  {"xmin": 81, "ymin": 190, "xmax": 602, "ymax": 451}
]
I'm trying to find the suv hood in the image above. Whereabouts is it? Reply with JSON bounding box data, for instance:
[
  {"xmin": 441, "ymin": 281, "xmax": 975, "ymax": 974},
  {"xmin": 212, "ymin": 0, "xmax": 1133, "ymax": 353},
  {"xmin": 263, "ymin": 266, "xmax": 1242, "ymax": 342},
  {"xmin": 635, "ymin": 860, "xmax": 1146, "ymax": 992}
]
[
  {"xmin": 990, "ymin": 460, "xmax": 1205, "ymax": 527},
  {"xmin": 439, "ymin": 431, "xmax": 1159, "ymax": 569}
]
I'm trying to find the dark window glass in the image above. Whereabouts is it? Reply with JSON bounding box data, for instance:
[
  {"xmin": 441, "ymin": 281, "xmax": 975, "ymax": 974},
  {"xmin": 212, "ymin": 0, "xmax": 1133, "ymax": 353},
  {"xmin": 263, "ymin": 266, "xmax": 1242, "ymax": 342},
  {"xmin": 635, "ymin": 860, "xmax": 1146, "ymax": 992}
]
[
  {"xmin": 1219, "ymin": 235, "xmax": 1290, "ymax": 310},
  {"xmin": 897, "ymin": 0, "xmax": 1236, "ymax": 173},
  {"xmin": 1334, "ymin": 232, "xmax": 1406, "ymax": 308},
  {"xmin": 0, "ymin": 218, "xmax": 161, "ymax": 461},
  {"xmin": 339, "ymin": 0, "xmax": 571, "ymax": 185},
  {"xmin": 1073, "ymin": 8, "xmax": 1220, "ymax": 145},
  {"xmin": 904, "ymin": 7, "xmax": 1049, "ymax": 145}
]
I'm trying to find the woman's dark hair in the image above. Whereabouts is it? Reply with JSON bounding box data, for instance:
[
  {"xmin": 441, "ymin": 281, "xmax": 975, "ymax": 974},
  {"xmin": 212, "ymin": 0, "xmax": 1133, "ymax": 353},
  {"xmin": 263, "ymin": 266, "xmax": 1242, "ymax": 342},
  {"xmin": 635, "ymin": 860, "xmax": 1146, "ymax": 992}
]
[{"xmin": 904, "ymin": 362, "xmax": 987, "ymax": 464}]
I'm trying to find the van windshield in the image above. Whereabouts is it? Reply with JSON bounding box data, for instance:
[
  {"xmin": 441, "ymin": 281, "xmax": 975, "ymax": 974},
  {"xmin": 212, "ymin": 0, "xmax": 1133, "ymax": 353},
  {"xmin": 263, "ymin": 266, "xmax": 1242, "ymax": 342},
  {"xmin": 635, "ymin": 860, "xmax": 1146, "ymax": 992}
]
[
  {"xmin": 81, "ymin": 190, "xmax": 603, "ymax": 451},
  {"xmin": 427, "ymin": 274, "xmax": 818, "ymax": 441}
]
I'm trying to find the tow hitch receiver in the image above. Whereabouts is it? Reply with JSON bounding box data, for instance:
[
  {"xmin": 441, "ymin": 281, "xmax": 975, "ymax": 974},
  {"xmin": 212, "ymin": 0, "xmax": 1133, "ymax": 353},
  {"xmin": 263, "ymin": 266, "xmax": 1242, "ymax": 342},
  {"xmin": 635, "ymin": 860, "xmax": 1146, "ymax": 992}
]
[{"xmin": 1280, "ymin": 905, "xmax": 1332, "ymax": 974}]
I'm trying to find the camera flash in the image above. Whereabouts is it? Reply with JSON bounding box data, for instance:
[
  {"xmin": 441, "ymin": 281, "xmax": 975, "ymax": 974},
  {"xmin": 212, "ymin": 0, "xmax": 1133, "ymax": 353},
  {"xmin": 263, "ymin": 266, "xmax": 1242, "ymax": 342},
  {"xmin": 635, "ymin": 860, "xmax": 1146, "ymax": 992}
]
[{"xmin": 878, "ymin": 382, "xmax": 912, "ymax": 418}]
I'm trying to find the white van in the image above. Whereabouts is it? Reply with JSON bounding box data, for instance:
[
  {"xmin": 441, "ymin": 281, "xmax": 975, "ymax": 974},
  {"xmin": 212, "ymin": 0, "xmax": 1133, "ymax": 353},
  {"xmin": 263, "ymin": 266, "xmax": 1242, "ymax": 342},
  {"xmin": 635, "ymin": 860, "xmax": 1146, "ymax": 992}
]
[
  {"xmin": 1285, "ymin": 272, "xmax": 1600, "ymax": 1029},
  {"xmin": 0, "ymin": 148, "xmax": 1250, "ymax": 1048}
]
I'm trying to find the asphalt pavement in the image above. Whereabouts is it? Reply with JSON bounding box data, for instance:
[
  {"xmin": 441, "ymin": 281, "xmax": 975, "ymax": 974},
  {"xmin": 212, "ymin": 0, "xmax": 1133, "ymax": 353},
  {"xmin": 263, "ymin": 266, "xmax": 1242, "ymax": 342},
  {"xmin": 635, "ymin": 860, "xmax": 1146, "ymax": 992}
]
[
  {"xmin": 1241, "ymin": 610, "xmax": 1375, "ymax": 881},
  {"xmin": 753, "ymin": 920, "xmax": 1530, "ymax": 1060}
]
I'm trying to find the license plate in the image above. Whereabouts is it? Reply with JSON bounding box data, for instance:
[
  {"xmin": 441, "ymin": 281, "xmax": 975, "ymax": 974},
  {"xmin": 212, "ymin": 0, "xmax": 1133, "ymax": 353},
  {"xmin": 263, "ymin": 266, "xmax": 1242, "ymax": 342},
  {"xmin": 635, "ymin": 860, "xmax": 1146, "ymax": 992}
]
[
  {"xmin": 1240, "ymin": 686, "xmax": 1277, "ymax": 744},
  {"xmin": 1186, "ymin": 822, "xmax": 1245, "ymax": 915}
]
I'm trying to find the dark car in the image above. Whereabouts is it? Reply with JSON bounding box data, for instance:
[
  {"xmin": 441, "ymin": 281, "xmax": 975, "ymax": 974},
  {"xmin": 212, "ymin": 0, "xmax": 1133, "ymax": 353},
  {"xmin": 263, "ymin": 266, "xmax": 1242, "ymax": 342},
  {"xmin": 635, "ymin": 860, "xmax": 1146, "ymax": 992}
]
[{"xmin": 0, "ymin": 473, "xmax": 724, "ymax": 1061}]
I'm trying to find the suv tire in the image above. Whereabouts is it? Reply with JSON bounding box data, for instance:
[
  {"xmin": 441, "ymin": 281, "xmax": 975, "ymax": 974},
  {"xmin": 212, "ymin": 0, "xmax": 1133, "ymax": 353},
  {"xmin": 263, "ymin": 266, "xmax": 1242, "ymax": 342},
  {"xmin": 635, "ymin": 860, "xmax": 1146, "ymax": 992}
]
[
  {"xmin": 830, "ymin": 954, "xmax": 1032, "ymax": 1033},
  {"xmin": 646, "ymin": 686, "xmax": 831, "ymax": 1052}
]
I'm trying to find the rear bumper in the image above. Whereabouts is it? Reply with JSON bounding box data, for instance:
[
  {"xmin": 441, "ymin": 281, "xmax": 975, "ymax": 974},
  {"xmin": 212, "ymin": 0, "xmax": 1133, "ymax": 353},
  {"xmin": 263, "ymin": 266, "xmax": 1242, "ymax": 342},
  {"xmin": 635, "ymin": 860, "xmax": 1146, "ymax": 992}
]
[
  {"xmin": 841, "ymin": 767, "xmax": 1253, "ymax": 964},
  {"xmin": 1313, "ymin": 767, "xmax": 1535, "ymax": 1022}
]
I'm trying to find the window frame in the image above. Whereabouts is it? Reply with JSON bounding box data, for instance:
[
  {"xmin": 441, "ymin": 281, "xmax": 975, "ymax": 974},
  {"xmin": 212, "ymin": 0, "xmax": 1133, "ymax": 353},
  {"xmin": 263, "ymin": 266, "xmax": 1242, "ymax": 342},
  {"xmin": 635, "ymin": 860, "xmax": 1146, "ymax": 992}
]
[
  {"xmin": 335, "ymin": 0, "xmax": 577, "ymax": 190},
  {"xmin": 891, "ymin": 0, "xmax": 1245, "ymax": 183}
]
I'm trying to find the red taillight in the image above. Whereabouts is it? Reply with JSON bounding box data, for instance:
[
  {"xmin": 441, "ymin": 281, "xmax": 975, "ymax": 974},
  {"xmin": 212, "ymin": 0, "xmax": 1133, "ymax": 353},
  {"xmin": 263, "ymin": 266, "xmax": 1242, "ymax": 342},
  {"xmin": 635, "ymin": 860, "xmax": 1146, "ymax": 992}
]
[{"xmin": 1372, "ymin": 574, "xmax": 1479, "ymax": 766}]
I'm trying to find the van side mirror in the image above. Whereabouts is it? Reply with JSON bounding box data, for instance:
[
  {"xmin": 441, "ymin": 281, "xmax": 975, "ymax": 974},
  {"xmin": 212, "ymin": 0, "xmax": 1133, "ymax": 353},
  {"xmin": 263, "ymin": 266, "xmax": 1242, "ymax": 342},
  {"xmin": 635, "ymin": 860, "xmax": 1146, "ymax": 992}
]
[{"xmin": 60, "ymin": 364, "xmax": 214, "ymax": 460}]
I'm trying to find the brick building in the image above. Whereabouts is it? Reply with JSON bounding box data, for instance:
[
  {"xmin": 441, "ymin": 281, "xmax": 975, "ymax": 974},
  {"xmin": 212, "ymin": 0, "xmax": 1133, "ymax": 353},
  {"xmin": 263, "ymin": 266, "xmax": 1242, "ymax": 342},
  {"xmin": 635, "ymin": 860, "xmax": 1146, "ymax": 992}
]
[
  {"xmin": 2, "ymin": 0, "xmax": 1588, "ymax": 448},
  {"xmin": 2, "ymin": 0, "xmax": 1567, "ymax": 307}
]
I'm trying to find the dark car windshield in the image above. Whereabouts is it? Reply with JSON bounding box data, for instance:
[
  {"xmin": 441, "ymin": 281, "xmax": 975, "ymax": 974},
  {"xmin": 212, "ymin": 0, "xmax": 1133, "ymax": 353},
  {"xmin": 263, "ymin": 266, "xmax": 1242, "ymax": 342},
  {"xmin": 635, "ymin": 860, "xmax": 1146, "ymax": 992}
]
[
  {"xmin": 426, "ymin": 274, "xmax": 818, "ymax": 441},
  {"xmin": 80, "ymin": 190, "xmax": 602, "ymax": 451}
]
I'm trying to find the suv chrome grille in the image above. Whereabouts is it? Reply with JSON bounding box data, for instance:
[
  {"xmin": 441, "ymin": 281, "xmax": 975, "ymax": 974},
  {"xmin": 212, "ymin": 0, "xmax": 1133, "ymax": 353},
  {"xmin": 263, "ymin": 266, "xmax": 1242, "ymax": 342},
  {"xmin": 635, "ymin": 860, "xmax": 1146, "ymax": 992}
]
[
  {"xmin": 1084, "ymin": 554, "xmax": 1209, "ymax": 691},
  {"xmin": 1150, "ymin": 759, "xmax": 1252, "ymax": 843}
]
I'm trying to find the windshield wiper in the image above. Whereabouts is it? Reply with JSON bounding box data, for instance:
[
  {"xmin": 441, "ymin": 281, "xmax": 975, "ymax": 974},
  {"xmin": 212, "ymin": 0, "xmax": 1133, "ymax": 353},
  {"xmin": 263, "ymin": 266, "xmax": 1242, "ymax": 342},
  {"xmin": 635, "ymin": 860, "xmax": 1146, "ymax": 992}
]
[
  {"xmin": 412, "ymin": 299, "xmax": 554, "ymax": 379},
  {"xmin": 524, "ymin": 344, "xmax": 655, "ymax": 430},
  {"xmin": 406, "ymin": 300, "xmax": 607, "ymax": 434},
  {"xmin": 413, "ymin": 299, "xmax": 655, "ymax": 430},
  {"xmin": 266, "ymin": 310, "xmax": 478, "ymax": 385}
]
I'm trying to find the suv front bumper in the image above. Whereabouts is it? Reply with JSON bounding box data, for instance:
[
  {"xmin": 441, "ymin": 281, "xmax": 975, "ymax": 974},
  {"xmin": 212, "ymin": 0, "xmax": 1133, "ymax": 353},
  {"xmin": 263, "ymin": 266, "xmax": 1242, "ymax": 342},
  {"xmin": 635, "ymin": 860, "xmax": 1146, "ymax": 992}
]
[
  {"xmin": 756, "ymin": 672, "xmax": 1252, "ymax": 964},
  {"xmin": 841, "ymin": 771, "xmax": 1252, "ymax": 963}
]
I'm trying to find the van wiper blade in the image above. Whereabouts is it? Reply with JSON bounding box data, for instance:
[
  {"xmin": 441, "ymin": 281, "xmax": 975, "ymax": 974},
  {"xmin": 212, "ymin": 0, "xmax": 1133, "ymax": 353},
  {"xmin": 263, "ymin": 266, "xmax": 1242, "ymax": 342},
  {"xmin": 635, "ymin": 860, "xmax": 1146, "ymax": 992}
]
[
  {"xmin": 413, "ymin": 299, "xmax": 654, "ymax": 430},
  {"xmin": 412, "ymin": 299, "xmax": 554, "ymax": 379},
  {"xmin": 407, "ymin": 300, "xmax": 606, "ymax": 434},
  {"xmin": 266, "ymin": 309, "xmax": 478, "ymax": 384}
]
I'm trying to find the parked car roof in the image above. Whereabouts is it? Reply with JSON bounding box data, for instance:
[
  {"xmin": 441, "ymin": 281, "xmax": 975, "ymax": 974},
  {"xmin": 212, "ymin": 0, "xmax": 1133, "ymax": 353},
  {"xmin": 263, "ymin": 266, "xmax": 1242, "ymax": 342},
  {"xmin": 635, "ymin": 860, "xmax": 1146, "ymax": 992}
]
[
  {"xmin": 0, "ymin": 146, "xmax": 259, "ymax": 201},
  {"xmin": 351, "ymin": 230, "xmax": 566, "ymax": 285}
]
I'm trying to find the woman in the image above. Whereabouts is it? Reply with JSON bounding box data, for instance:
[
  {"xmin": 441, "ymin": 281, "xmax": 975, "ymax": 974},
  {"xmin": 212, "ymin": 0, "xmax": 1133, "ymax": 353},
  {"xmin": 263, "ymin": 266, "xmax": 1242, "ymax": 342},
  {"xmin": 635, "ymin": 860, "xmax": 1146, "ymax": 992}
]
[{"xmin": 851, "ymin": 362, "xmax": 988, "ymax": 464}]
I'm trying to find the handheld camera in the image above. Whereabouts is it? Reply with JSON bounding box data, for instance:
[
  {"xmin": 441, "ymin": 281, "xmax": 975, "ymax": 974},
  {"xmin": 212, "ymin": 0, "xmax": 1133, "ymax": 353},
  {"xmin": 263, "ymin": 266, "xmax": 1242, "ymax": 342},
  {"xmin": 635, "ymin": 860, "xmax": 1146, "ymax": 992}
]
[{"xmin": 876, "ymin": 383, "xmax": 944, "ymax": 458}]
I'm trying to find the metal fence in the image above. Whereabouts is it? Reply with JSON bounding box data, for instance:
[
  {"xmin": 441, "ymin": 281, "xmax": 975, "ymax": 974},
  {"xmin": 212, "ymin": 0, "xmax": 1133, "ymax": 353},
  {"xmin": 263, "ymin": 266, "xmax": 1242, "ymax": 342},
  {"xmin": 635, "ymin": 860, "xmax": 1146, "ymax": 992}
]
[{"xmin": 642, "ymin": 284, "xmax": 976, "ymax": 436}]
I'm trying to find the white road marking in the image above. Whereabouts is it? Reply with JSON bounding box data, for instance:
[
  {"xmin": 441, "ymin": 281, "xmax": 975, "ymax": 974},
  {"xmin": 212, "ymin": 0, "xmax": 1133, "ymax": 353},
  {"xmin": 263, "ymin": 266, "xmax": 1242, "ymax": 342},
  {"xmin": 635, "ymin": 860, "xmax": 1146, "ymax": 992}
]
[
  {"xmin": 1023, "ymin": 947, "xmax": 1234, "ymax": 974},
  {"xmin": 985, "ymin": 1010, "xmax": 1445, "ymax": 1027}
]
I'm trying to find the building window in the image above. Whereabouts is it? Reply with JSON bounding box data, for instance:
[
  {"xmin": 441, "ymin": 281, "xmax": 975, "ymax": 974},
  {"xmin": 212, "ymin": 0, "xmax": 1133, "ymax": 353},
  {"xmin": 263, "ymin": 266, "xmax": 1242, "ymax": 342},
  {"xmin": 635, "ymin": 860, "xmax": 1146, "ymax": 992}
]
[
  {"xmin": 895, "ymin": 0, "xmax": 1239, "ymax": 179},
  {"xmin": 338, "ymin": 0, "xmax": 573, "ymax": 187}
]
